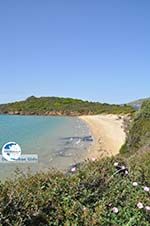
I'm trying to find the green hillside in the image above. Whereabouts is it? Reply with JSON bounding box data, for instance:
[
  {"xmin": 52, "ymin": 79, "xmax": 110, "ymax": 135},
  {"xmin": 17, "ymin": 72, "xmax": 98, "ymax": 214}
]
[
  {"xmin": 0, "ymin": 101, "xmax": 149, "ymax": 225},
  {"xmin": 0, "ymin": 96, "xmax": 135, "ymax": 116},
  {"xmin": 121, "ymin": 100, "xmax": 150, "ymax": 155}
]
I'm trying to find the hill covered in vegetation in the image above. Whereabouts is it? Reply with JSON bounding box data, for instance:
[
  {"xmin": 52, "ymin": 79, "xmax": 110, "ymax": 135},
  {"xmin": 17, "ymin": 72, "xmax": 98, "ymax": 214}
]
[
  {"xmin": 0, "ymin": 101, "xmax": 149, "ymax": 225},
  {"xmin": 0, "ymin": 96, "xmax": 135, "ymax": 116},
  {"xmin": 121, "ymin": 100, "xmax": 150, "ymax": 155}
]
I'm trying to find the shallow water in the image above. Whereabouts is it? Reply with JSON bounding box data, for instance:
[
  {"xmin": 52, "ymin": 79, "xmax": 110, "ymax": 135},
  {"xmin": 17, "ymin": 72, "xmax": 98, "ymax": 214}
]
[{"xmin": 0, "ymin": 115, "xmax": 92, "ymax": 180}]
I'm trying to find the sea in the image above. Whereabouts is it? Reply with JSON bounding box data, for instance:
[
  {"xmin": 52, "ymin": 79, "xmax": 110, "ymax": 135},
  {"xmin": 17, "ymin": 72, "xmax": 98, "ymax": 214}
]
[{"xmin": 0, "ymin": 115, "xmax": 93, "ymax": 180}]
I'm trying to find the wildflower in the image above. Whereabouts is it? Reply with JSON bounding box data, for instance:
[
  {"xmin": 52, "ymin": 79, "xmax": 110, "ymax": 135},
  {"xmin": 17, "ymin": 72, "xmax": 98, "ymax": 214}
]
[
  {"xmin": 71, "ymin": 167, "xmax": 76, "ymax": 172},
  {"xmin": 108, "ymin": 203, "xmax": 112, "ymax": 207},
  {"xmin": 114, "ymin": 162, "xmax": 119, "ymax": 167},
  {"xmin": 112, "ymin": 207, "xmax": 119, "ymax": 213},
  {"xmin": 132, "ymin": 182, "xmax": 138, "ymax": 187},
  {"xmin": 83, "ymin": 207, "xmax": 87, "ymax": 211},
  {"xmin": 91, "ymin": 157, "xmax": 96, "ymax": 162},
  {"xmin": 137, "ymin": 202, "xmax": 144, "ymax": 209},
  {"xmin": 144, "ymin": 186, "xmax": 150, "ymax": 192},
  {"xmin": 125, "ymin": 170, "xmax": 129, "ymax": 175},
  {"xmin": 145, "ymin": 206, "xmax": 150, "ymax": 211},
  {"xmin": 121, "ymin": 166, "xmax": 126, "ymax": 170}
]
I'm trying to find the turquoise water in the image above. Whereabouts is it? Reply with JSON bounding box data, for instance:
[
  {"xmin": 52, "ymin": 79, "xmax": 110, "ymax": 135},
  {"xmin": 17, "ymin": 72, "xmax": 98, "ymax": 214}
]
[{"xmin": 0, "ymin": 115, "xmax": 92, "ymax": 180}]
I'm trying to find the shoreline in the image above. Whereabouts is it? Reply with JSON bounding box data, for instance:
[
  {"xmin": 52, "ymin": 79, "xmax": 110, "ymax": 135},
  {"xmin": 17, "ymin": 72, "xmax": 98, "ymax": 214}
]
[
  {"xmin": 0, "ymin": 114, "xmax": 126, "ymax": 180},
  {"xmin": 79, "ymin": 114, "xmax": 126, "ymax": 160}
]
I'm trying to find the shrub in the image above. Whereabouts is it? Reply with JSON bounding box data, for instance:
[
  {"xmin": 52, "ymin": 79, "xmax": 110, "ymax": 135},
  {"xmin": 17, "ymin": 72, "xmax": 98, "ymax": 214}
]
[
  {"xmin": 0, "ymin": 154, "xmax": 149, "ymax": 226},
  {"xmin": 120, "ymin": 100, "xmax": 150, "ymax": 155}
]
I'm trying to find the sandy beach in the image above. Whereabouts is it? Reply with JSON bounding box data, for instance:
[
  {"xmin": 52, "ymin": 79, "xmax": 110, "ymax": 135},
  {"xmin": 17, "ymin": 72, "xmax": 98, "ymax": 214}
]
[{"xmin": 80, "ymin": 114, "xmax": 126, "ymax": 160}]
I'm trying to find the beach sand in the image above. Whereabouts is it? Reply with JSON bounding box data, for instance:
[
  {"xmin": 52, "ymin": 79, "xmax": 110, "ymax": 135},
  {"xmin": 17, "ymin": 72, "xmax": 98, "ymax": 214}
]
[{"xmin": 80, "ymin": 114, "xmax": 126, "ymax": 160}]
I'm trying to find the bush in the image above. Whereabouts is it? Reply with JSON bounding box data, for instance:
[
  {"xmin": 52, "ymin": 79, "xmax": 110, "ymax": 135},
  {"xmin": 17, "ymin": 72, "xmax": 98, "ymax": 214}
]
[
  {"xmin": 0, "ymin": 154, "xmax": 149, "ymax": 226},
  {"xmin": 120, "ymin": 100, "xmax": 150, "ymax": 155}
]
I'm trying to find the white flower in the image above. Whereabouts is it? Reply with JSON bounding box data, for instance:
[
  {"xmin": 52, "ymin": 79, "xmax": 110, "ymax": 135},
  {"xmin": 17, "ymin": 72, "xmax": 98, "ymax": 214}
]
[
  {"xmin": 144, "ymin": 186, "xmax": 150, "ymax": 192},
  {"xmin": 114, "ymin": 162, "xmax": 119, "ymax": 167},
  {"xmin": 125, "ymin": 170, "xmax": 129, "ymax": 175},
  {"xmin": 121, "ymin": 166, "xmax": 126, "ymax": 170},
  {"xmin": 83, "ymin": 207, "xmax": 87, "ymax": 211},
  {"xmin": 145, "ymin": 206, "xmax": 150, "ymax": 211},
  {"xmin": 112, "ymin": 207, "xmax": 119, "ymax": 213},
  {"xmin": 137, "ymin": 202, "xmax": 144, "ymax": 209},
  {"xmin": 71, "ymin": 167, "xmax": 76, "ymax": 172},
  {"xmin": 133, "ymin": 182, "xmax": 138, "ymax": 187},
  {"xmin": 91, "ymin": 157, "xmax": 96, "ymax": 162}
]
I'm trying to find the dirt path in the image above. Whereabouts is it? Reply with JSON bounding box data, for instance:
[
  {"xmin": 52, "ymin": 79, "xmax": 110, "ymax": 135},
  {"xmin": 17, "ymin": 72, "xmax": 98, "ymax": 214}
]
[{"xmin": 80, "ymin": 115, "xmax": 126, "ymax": 160}]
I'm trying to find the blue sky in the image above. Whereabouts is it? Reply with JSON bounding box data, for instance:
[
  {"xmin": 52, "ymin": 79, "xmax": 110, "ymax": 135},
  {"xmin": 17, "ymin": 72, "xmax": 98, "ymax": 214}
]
[{"xmin": 0, "ymin": 0, "xmax": 150, "ymax": 104}]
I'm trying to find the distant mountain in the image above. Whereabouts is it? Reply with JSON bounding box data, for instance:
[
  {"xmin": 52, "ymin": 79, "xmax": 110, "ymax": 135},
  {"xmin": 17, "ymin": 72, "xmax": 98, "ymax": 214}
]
[
  {"xmin": 0, "ymin": 96, "xmax": 135, "ymax": 116},
  {"xmin": 128, "ymin": 97, "xmax": 150, "ymax": 110}
]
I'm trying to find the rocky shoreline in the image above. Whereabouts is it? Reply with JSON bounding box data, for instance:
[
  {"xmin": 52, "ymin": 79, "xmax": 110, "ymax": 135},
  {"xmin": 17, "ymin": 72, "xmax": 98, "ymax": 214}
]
[{"xmin": 0, "ymin": 110, "xmax": 93, "ymax": 117}]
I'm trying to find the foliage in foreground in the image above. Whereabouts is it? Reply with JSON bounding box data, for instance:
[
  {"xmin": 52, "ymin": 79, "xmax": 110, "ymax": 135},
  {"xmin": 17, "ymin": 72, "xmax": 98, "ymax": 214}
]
[
  {"xmin": 0, "ymin": 96, "xmax": 135, "ymax": 116},
  {"xmin": 0, "ymin": 151, "xmax": 150, "ymax": 226}
]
